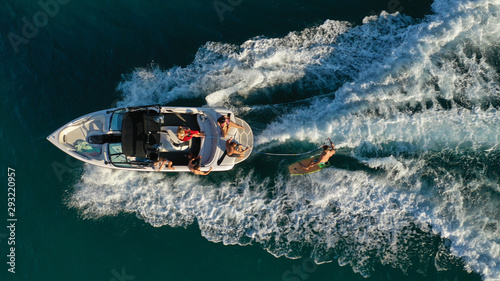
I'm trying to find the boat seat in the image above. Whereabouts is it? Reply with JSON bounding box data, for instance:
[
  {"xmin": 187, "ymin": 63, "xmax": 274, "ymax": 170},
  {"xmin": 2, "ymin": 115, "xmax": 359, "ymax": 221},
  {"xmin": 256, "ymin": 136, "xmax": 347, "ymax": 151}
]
[
  {"xmin": 87, "ymin": 133, "xmax": 121, "ymax": 144},
  {"xmin": 158, "ymin": 126, "xmax": 190, "ymax": 151}
]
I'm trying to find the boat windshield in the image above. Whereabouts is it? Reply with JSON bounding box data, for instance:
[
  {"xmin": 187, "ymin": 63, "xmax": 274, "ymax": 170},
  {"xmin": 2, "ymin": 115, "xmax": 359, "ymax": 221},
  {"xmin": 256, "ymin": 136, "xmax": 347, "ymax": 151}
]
[
  {"xmin": 108, "ymin": 143, "xmax": 134, "ymax": 168},
  {"xmin": 110, "ymin": 109, "xmax": 127, "ymax": 131},
  {"xmin": 108, "ymin": 143, "xmax": 152, "ymax": 168}
]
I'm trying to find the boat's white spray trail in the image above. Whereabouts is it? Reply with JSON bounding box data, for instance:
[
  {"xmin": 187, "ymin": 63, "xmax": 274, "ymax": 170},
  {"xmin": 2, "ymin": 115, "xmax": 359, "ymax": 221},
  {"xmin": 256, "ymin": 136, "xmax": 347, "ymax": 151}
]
[{"xmin": 70, "ymin": 0, "xmax": 500, "ymax": 279}]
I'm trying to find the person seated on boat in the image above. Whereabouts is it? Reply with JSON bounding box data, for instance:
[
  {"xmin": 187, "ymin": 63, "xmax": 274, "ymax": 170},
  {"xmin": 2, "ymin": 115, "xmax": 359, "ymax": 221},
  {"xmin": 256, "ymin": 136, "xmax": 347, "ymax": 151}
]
[
  {"xmin": 217, "ymin": 114, "xmax": 244, "ymax": 138},
  {"xmin": 153, "ymin": 157, "xmax": 175, "ymax": 171},
  {"xmin": 225, "ymin": 137, "xmax": 249, "ymax": 159},
  {"xmin": 303, "ymin": 143, "xmax": 335, "ymax": 171},
  {"xmin": 177, "ymin": 126, "xmax": 205, "ymax": 142},
  {"xmin": 188, "ymin": 155, "xmax": 212, "ymax": 175}
]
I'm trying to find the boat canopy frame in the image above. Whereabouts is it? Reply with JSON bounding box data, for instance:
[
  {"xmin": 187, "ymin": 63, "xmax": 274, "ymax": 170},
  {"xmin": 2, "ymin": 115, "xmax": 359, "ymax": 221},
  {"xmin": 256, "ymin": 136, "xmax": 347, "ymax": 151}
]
[
  {"xmin": 106, "ymin": 104, "xmax": 162, "ymax": 114},
  {"xmin": 120, "ymin": 105, "xmax": 162, "ymax": 160},
  {"xmin": 107, "ymin": 150, "xmax": 154, "ymax": 168}
]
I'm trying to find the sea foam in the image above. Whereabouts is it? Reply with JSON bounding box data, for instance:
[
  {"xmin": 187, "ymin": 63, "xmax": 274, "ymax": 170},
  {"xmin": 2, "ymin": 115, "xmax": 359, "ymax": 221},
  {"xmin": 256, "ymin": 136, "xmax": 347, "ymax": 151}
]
[{"xmin": 70, "ymin": 0, "xmax": 500, "ymax": 279}]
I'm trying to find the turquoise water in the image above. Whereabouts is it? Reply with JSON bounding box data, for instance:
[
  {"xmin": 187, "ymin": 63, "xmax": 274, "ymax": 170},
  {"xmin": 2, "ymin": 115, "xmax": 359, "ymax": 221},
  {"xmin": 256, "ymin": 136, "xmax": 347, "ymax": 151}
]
[{"xmin": 1, "ymin": 0, "xmax": 499, "ymax": 280}]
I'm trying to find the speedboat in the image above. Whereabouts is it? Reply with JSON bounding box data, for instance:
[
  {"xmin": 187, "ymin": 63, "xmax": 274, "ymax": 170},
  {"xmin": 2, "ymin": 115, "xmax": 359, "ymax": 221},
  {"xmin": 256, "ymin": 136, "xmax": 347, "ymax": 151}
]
[{"xmin": 47, "ymin": 105, "xmax": 253, "ymax": 172}]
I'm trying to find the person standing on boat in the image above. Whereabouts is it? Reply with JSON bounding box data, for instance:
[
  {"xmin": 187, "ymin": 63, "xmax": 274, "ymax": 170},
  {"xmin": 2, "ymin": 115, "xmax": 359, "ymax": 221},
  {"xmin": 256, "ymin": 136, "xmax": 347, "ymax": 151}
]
[
  {"xmin": 177, "ymin": 126, "xmax": 205, "ymax": 142},
  {"xmin": 217, "ymin": 114, "xmax": 244, "ymax": 138},
  {"xmin": 188, "ymin": 155, "xmax": 212, "ymax": 175}
]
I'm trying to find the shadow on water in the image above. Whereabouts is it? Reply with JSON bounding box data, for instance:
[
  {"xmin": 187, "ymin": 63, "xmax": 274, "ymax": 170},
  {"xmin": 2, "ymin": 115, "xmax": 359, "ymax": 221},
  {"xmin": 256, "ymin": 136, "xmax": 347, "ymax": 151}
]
[{"xmin": 327, "ymin": 153, "xmax": 381, "ymax": 174}]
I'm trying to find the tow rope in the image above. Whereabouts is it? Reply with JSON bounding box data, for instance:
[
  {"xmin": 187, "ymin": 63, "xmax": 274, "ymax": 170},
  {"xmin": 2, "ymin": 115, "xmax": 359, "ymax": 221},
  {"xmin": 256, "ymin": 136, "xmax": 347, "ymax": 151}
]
[{"xmin": 252, "ymin": 138, "xmax": 334, "ymax": 157}]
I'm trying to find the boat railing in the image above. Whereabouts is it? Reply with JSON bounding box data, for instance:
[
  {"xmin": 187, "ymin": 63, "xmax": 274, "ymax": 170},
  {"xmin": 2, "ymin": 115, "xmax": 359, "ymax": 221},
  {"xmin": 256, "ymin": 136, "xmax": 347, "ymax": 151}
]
[{"xmin": 106, "ymin": 104, "xmax": 162, "ymax": 114}]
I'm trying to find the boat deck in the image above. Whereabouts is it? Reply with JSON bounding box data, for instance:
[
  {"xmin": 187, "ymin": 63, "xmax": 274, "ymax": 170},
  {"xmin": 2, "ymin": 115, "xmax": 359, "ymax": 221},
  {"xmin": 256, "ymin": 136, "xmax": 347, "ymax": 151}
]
[{"xmin": 47, "ymin": 106, "xmax": 253, "ymax": 172}]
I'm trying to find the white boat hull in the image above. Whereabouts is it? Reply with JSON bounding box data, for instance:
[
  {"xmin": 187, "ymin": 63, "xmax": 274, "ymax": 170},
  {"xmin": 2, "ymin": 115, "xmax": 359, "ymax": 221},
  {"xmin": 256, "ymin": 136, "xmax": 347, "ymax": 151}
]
[{"xmin": 47, "ymin": 106, "xmax": 253, "ymax": 172}]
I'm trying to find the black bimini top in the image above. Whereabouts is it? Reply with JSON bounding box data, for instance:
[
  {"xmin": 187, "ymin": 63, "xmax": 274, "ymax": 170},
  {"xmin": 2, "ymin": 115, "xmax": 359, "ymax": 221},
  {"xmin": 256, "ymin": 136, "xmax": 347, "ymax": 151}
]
[{"xmin": 121, "ymin": 110, "xmax": 160, "ymax": 158}]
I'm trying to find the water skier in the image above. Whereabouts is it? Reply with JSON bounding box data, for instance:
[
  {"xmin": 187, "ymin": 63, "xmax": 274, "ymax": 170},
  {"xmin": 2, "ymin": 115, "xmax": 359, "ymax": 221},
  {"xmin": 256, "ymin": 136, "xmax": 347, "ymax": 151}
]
[{"xmin": 303, "ymin": 142, "xmax": 335, "ymax": 171}]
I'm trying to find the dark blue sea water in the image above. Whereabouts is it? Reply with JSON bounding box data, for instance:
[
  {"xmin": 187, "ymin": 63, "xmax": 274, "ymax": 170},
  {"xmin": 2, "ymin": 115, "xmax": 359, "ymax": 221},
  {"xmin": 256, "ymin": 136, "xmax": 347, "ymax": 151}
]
[{"xmin": 1, "ymin": 0, "xmax": 499, "ymax": 280}]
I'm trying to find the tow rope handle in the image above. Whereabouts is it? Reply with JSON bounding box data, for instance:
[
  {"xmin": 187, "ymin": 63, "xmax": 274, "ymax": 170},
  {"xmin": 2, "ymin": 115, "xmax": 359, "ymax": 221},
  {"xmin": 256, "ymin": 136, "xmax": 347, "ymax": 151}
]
[{"xmin": 327, "ymin": 138, "xmax": 335, "ymax": 150}]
